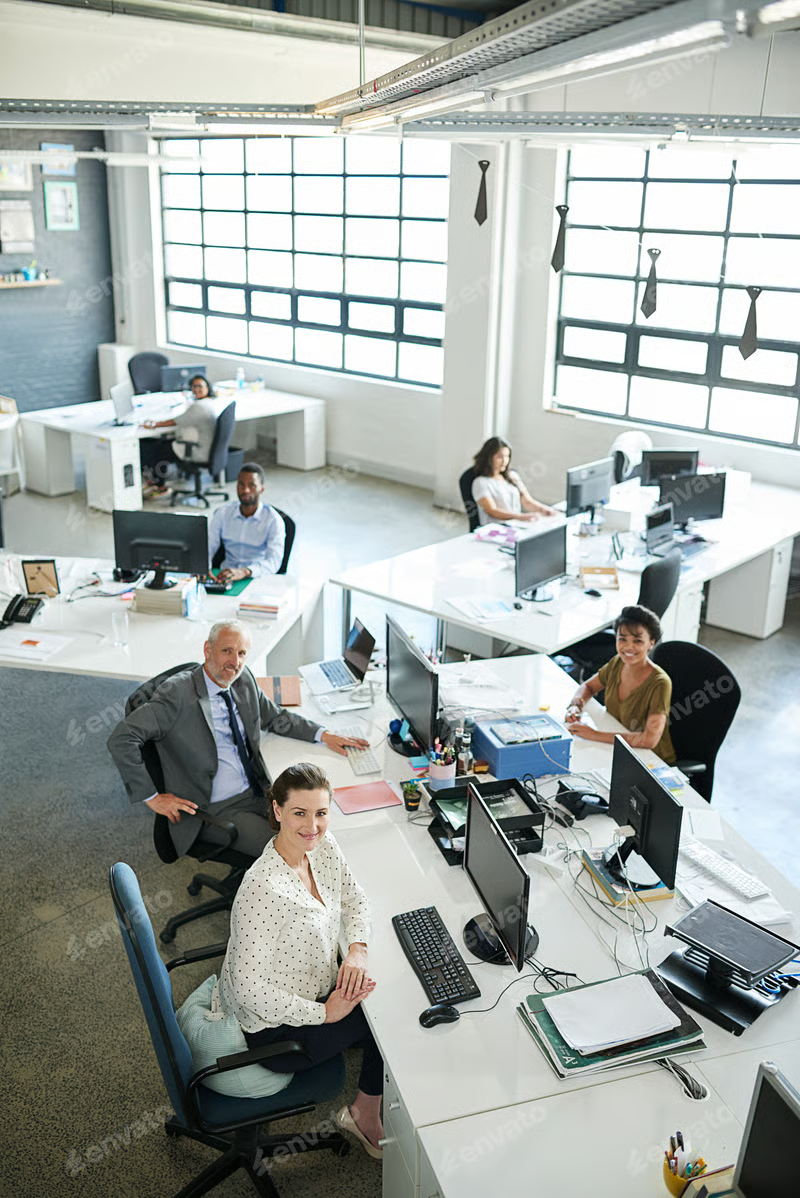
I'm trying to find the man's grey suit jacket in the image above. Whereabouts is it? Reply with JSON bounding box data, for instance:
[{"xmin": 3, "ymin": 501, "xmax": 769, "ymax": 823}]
[{"xmin": 108, "ymin": 664, "xmax": 321, "ymax": 854}]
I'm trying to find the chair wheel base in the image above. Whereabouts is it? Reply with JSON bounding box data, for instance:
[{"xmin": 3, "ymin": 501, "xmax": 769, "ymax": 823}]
[
  {"xmin": 159, "ymin": 928, "xmax": 176, "ymax": 945},
  {"xmin": 336, "ymin": 1141, "xmax": 352, "ymax": 1158},
  {"xmin": 187, "ymin": 882, "xmax": 202, "ymax": 896}
]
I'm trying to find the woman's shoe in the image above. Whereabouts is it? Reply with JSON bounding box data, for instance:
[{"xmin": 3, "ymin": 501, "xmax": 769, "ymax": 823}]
[{"xmin": 336, "ymin": 1105, "xmax": 383, "ymax": 1161}]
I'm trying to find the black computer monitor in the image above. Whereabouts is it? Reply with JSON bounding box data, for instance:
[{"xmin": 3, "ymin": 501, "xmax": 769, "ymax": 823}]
[
  {"xmin": 735, "ymin": 1062, "xmax": 800, "ymax": 1195},
  {"xmin": 659, "ymin": 470, "xmax": 726, "ymax": 530},
  {"xmin": 565, "ymin": 457, "xmax": 614, "ymax": 520},
  {"xmin": 160, "ymin": 363, "xmax": 207, "ymax": 392},
  {"xmin": 463, "ymin": 783, "xmax": 537, "ymax": 967},
  {"xmin": 605, "ymin": 736, "xmax": 683, "ymax": 891},
  {"xmin": 385, "ymin": 615, "xmax": 439, "ymax": 757},
  {"xmin": 515, "ymin": 524, "xmax": 567, "ymax": 600},
  {"xmin": 113, "ymin": 510, "xmax": 209, "ymax": 590},
  {"xmin": 640, "ymin": 447, "xmax": 699, "ymax": 487}
]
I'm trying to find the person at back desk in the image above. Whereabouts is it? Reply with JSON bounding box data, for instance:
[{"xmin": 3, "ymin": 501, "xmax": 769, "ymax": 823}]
[
  {"xmin": 140, "ymin": 374, "xmax": 220, "ymax": 499},
  {"xmin": 471, "ymin": 436, "xmax": 556, "ymax": 525},
  {"xmin": 208, "ymin": 462, "xmax": 285, "ymax": 583},
  {"xmin": 564, "ymin": 604, "xmax": 676, "ymax": 764}
]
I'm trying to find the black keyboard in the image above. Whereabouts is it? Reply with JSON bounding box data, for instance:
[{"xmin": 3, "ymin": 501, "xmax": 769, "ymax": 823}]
[{"xmin": 392, "ymin": 905, "xmax": 481, "ymax": 1006}]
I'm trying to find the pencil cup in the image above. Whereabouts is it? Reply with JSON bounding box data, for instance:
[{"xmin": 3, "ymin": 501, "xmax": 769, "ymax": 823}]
[
  {"xmin": 428, "ymin": 762, "xmax": 456, "ymax": 783},
  {"xmin": 663, "ymin": 1159, "xmax": 687, "ymax": 1197}
]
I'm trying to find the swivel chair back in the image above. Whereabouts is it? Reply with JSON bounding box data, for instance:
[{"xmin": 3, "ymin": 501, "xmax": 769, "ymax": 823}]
[
  {"xmin": 172, "ymin": 402, "xmax": 237, "ymax": 509},
  {"xmin": 210, "ymin": 506, "xmax": 295, "ymax": 576},
  {"xmin": 651, "ymin": 640, "xmax": 741, "ymax": 802},
  {"xmin": 459, "ymin": 466, "xmax": 480, "ymax": 532},
  {"xmin": 638, "ymin": 548, "xmax": 682, "ymax": 619},
  {"xmin": 110, "ymin": 861, "xmax": 348, "ymax": 1198},
  {"xmin": 129, "ymin": 352, "xmax": 169, "ymax": 395}
]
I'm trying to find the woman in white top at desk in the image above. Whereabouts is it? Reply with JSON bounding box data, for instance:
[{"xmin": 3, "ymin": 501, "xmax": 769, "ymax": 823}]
[
  {"xmin": 219, "ymin": 763, "xmax": 384, "ymax": 1159},
  {"xmin": 564, "ymin": 604, "xmax": 676, "ymax": 764},
  {"xmin": 140, "ymin": 375, "xmax": 217, "ymax": 498},
  {"xmin": 471, "ymin": 437, "xmax": 556, "ymax": 525}
]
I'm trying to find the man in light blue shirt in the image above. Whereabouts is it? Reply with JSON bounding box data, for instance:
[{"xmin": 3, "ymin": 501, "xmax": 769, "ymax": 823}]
[{"xmin": 209, "ymin": 462, "xmax": 286, "ymax": 582}]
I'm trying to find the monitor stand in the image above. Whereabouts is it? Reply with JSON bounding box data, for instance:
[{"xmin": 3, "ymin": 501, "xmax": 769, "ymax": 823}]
[
  {"xmin": 463, "ymin": 912, "xmax": 539, "ymax": 965},
  {"xmin": 388, "ymin": 729, "xmax": 421, "ymax": 758},
  {"xmin": 145, "ymin": 568, "xmax": 176, "ymax": 591},
  {"xmin": 658, "ymin": 949, "xmax": 788, "ymax": 1036}
]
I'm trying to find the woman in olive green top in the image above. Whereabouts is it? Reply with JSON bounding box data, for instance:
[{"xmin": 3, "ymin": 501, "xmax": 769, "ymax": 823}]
[{"xmin": 564, "ymin": 605, "xmax": 676, "ymax": 764}]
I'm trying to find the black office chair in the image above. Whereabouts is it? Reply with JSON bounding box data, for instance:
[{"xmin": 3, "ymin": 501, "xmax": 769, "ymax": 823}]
[
  {"xmin": 171, "ymin": 402, "xmax": 236, "ymax": 509},
  {"xmin": 458, "ymin": 467, "xmax": 481, "ymax": 533},
  {"xmin": 651, "ymin": 640, "xmax": 741, "ymax": 802},
  {"xmin": 110, "ymin": 861, "xmax": 349, "ymax": 1198},
  {"xmin": 124, "ymin": 662, "xmax": 256, "ymax": 945},
  {"xmin": 211, "ymin": 507, "xmax": 296, "ymax": 576},
  {"xmin": 556, "ymin": 549, "xmax": 682, "ymax": 681},
  {"xmin": 129, "ymin": 351, "xmax": 169, "ymax": 395}
]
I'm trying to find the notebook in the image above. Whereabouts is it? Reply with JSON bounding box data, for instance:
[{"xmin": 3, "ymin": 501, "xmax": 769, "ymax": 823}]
[
  {"xmin": 333, "ymin": 781, "xmax": 402, "ymax": 815},
  {"xmin": 256, "ymin": 675, "xmax": 301, "ymax": 706},
  {"xmin": 299, "ymin": 619, "xmax": 375, "ymax": 695}
]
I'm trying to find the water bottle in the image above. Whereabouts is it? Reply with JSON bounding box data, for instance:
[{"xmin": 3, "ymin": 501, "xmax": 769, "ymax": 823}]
[
  {"xmin": 236, "ymin": 367, "xmax": 245, "ymax": 389},
  {"xmin": 458, "ymin": 718, "xmax": 474, "ymax": 776}
]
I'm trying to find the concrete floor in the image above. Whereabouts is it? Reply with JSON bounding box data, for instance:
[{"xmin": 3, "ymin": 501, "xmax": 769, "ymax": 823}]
[{"xmin": 1, "ymin": 463, "xmax": 798, "ymax": 1198}]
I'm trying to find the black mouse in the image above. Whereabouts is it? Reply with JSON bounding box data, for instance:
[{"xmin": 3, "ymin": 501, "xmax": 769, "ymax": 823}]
[
  {"xmin": 513, "ymin": 600, "xmax": 523, "ymax": 610},
  {"xmin": 419, "ymin": 1004, "xmax": 461, "ymax": 1029},
  {"xmin": 585, "ymin": 588, "xmax": 603, "ymax": 598}
]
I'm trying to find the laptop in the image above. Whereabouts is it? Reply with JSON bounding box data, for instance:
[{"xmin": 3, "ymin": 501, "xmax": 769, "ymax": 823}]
[
  {"xmin": 160, "ymin": 363, "xmax": 207, "ymax": 392},
  {"xmin": 646, "ymin": 503, "xmax": 709, "ymax": 561},
  {"xmin": 299, "ymin": 619, "xmax": 375, "ymax": 695},
  {"xmin": 732, "ymin": 1061, "xmax": 800, "ymax": 1197}
]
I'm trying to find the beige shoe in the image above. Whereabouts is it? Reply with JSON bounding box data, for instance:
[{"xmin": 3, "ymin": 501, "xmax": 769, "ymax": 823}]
[{"xmin": 335, "ymin": 1105, "xmax": 383, "ymax": 1161}]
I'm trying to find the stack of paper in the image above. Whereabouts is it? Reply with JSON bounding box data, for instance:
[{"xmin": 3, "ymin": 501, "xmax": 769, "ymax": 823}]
[
  {"xmin": 517, "ymin": 969, "xmax": 704, "ymax": 1079},
  {"xmin": 0, "ymin": 630, "xmax": 70, "ymax": 661},
  {"xmin": 445, "ymin": 595, "xmax": 514, "ymax": 622},
  {"xmin": 543, "ymin": 973, "xmax": 680, "ymax": 1054},
  {"xmin": 238, "ymin": 594, "xmax": 285, "ymax": 620}
]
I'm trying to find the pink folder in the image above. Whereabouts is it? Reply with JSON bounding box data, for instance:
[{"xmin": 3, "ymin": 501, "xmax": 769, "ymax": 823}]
[{"xmin": 334, "ymin": 782, "xmax": 402, "ymax": 815}]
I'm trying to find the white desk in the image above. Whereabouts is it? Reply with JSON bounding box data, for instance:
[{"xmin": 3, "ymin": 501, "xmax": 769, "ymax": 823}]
[
  {"xmin": 331, "ymin": 481, "xmax": 800, "ymax": 653},
  {"xmin": 0, "ymin": 554, "xmax": 323, "ymax": 681},
  {"xmin": 263, "ymin": 655, "xmax": 800, "ymax": 1198},
  {"xmin": 20, "ymin": 386, "xmax": 326, "ymax": 512}
]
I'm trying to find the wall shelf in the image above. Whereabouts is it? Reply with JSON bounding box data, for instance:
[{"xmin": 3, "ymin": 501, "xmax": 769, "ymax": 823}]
[{"xmin": 0, "ymin": 279, "xmax": 62, "ymax": 289}]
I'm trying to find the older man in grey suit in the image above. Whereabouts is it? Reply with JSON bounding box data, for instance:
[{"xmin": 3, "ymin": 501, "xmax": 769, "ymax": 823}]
[{"xmin": 108, "ymin": 619, "xmax": 367, "ymax": 856}]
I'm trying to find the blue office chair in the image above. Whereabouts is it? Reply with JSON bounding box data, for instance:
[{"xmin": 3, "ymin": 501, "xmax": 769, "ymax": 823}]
[{"xmin": 110, "ymin": 861, "xmax": 349, "ymax": 1198}]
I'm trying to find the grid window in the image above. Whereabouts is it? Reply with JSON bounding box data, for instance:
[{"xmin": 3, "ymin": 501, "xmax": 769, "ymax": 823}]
[
  {"xmin": 554, "ymin": 148, "xmax": 800, "ymax": 450},
  {"xmin": 161, "ymin": 135, "xmax": 449, "ymax": 386}
]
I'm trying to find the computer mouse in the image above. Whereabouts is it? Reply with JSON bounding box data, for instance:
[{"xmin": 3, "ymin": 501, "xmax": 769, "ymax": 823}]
[
  {"xmin": 419, "ymin": 1004, "xmax": 461, "ymax": 1029},
  {"xmin": 584, "ymin": 588, "xmax": 603, "ymax": 598},
  {"xmin": 513, "ymin": 600, "xmax": 523, "ymax": 610}
]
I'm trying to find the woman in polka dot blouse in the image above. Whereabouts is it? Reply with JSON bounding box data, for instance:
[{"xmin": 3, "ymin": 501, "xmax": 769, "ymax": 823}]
[{"xmin": 220, "ymin": 762, "xmax": 384, "ymax": 1159}]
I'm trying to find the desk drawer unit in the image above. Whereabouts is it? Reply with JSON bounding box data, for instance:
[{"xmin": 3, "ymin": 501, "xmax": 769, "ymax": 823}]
[
  {"xmin": 382, "ymin": 1065, "xmax": 418, "ymax": 1198},
  {"xmin": 705, "ymin": 537, "xmax": 794, "ymax": 638}
]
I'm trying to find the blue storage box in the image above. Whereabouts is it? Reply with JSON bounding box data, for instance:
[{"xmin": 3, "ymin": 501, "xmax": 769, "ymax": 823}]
[{"xmin": 471, "ymin": 713, "xmax": 572, "ymax": 780}]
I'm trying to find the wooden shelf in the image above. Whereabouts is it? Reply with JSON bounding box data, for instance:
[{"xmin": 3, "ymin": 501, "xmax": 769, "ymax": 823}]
[{"xmin": 0, "ymin": 278, "xmax": 63, "ymax": 289}]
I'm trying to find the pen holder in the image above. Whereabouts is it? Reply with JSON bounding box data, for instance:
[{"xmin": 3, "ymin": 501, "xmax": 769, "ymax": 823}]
[
  {"xmin": 428, "ymin": 762, "xmax": 456, "ymax": 783},
  {"xmin": 663, "ymin": 1160, "xmax": 688, "ymax": 1197}
]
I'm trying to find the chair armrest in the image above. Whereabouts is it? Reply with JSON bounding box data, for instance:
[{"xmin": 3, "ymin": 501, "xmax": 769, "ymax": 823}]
[
  {"xmin": 674, "ymin": 759, "xmax": 706, "ymax": 776},
  {"xmin": 195, "ymin": 810, "xmax": 239, "ymax": 852},
  {"xmin": 166, "ymin": 943, "xmax": 228, "ymax": 972},
  {"xmin": 187, "ymin": 1040, "xmax": 309, "ymax": 1096}
]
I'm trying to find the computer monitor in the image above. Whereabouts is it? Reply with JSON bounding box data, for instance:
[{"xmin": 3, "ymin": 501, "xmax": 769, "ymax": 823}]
[
  {"xmin": 659, "ymin": 470, "xmax": 726, "ymax": 530},
  {"xmin": 385, "ymin": 615, "xmax": 439, "ymax": 757},
  {"xmin": 515, "ymin": 524, "xmax": 567, "ymax": 600},
  {"xmin": 734, "ymin": 1061, "xmax": 800, "ymax": 1196},
  {"xmin": 110, "ymin": 383, "xmax": 134, "ymax": 425},
  {"xmin": 565, "ymin": 457, "xmax": 614, "ymax": 520},
  {"xmin": 463, "ymin": 783, "xmax": 537, "ymax": 967},
  {"xmin": 112, "ymin": 510, "xmax": 209, "ymax": 590},
  {"xmin": 645, "ymin": 503, "xmax": 675, "ymax": 555},
  {"xmin": 640, "ymin": 447, "xmax": 699, "ymax": 487},
  {"xmin": 160, "ymin": 363, "xmax": 207, "ymax": 392},
  {"xmin": 605, "ymin": 736, "xmax": 683, "ymax": 891}
]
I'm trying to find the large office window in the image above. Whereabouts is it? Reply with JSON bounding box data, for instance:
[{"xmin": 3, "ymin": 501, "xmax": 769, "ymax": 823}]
[
  {"xmin": 159, "ymin": 136, "xmax": 450, "ymax": 387},
  {"xmin": 553, "ymin": 144, "xmax": 800, "ymax": 450}
]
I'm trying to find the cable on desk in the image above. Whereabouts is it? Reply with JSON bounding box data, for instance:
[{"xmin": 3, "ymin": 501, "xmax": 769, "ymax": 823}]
[
  {"xmin": 456, "ymin": 969, "xmax": 540, "ymax": 1016},
  {"xmin": 525, "ymin": 954, "xmax": 585, "ymax": 992},
  {"xmin": 656, "ymin": 1058, "xmax": 708, "ymax": 1101}
]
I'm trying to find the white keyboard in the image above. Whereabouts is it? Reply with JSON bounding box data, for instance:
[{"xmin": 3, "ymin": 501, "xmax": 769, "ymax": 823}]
[
  {"xmin": 338, "ymin": 724, "xmax": 382, "ymax": 776},
  {"xmin": 681, "ymin": 840, "xmax": 770, "ymax": 900}
]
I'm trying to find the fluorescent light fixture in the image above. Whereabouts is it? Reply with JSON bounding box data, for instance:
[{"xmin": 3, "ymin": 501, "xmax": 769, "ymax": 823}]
[
  {"xmin": 492, "ymin": 20, "xmax": 730, "ymax": 96},
  {"xmin": 749, "ymin": 0, "xmax": 800, "ymax": 32},
  {"xmin": 342, "ymin": 89, "xmax": 486, "ymax": 130}
]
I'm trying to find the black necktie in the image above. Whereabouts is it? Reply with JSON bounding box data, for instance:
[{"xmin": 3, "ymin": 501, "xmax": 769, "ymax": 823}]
[
  {"xmin": 739, "ymin": 286, "xmax": 761, "ymax": 359},
  {"xmin": 219, "ymin": 688, "xmax": 262, "ymax": 796},
  {"xmin": 551, "ymin": 205, "xmax": 569, "ymax": 273},
  {"xmin": 474, "ymin": 160, "xmax": 490, "ymax": 226},
  {"xmin": 640, "ymin": 248, "xmax": 661, "ymax": 319}
]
